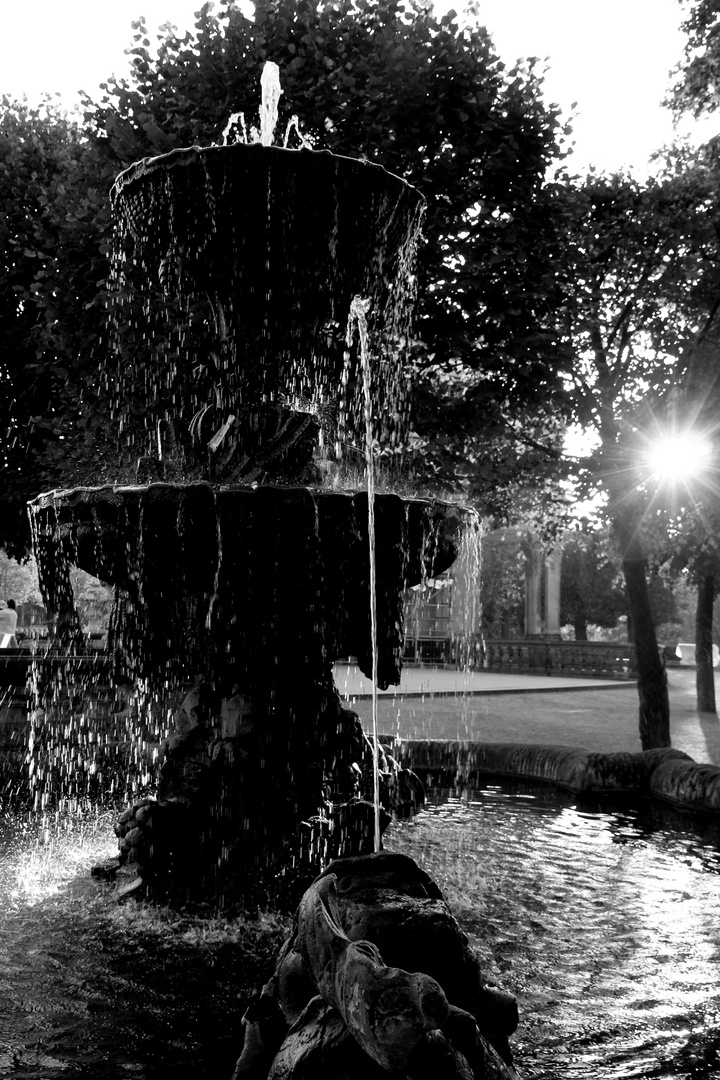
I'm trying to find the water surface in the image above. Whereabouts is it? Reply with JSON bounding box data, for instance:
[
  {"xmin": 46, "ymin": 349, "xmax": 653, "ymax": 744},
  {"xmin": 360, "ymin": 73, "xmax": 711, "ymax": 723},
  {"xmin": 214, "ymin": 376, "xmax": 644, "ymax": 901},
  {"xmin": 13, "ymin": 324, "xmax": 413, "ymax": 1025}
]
[
  {"xmin": 386, "ymin": 787, "xmax": 720, "ymax": 1079},
  {"xmin": 1, "ymin": 790, "xmax": 719, "ymax": 1078}
]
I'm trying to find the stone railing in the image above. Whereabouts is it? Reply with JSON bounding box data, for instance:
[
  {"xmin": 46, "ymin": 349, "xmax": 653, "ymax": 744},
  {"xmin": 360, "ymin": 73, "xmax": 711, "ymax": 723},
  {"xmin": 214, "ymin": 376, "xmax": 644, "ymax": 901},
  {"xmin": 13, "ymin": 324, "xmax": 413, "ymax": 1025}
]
[
  {"xmin": 0, "ymin": 649, "xmax": 113, "ymax": 715},
  {"xmin": 481, "ymin": 638, "xmax": 636, "ymax": 679}
]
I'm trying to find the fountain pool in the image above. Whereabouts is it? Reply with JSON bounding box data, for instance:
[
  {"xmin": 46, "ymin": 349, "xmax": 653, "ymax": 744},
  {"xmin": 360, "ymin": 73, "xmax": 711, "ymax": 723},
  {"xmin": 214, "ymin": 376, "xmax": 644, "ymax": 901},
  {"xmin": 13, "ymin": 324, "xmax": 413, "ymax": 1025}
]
[{"xmin": 1, "ymin": 785, "xmax": 719, "ymax": 1079}]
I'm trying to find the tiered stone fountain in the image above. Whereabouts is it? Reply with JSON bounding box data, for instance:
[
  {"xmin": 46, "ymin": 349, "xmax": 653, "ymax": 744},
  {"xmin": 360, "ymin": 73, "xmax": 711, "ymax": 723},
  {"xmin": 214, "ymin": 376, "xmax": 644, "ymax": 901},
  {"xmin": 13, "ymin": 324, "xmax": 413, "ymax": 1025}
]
[{"xmin": 27, "ymin": 72, "xmax": 519, "ymax": 1078}]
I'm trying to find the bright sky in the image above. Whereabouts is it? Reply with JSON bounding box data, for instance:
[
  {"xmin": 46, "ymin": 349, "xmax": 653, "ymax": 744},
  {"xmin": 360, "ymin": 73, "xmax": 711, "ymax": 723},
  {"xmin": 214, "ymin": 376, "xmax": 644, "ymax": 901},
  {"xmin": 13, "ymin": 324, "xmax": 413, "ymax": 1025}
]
[{"xmin": 0, "ymin": 0, "xmax": 715, "ymax": 174}]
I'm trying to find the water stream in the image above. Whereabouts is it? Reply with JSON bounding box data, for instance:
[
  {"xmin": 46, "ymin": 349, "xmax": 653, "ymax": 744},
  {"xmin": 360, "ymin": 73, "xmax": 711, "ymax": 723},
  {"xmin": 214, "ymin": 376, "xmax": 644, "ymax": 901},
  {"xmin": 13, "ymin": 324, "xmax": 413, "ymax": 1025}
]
[{"xmin": 346, "ymin": 294, "xmax": 381, "ymax": 852}]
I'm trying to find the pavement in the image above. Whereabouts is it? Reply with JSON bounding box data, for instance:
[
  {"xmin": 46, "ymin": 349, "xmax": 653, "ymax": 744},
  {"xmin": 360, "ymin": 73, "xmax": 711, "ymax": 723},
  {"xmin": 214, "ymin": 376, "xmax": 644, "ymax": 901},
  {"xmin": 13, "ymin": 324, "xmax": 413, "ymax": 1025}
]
[{"xmin": 334, "ymin": 662, "xmax": 720, "ymax": 767}]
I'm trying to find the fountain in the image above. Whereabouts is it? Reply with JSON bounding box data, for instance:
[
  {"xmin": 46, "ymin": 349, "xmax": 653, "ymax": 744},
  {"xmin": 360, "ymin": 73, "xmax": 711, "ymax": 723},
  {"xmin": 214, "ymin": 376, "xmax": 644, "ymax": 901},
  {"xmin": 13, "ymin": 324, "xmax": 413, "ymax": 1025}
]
[
  {"xmin": 7, "ymin": 63, "xmax": 720, "ymax": 1080},
  {"xmin": 23, "ymin": 68, "xmax": 522, "ymax": 1079}
]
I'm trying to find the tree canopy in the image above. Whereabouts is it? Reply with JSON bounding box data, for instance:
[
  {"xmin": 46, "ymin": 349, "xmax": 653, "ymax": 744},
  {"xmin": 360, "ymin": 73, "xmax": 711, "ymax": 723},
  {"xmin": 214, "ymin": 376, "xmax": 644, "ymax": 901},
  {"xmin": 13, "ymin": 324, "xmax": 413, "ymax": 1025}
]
[
  {"xmin": 0, "ymin": 99, "xmax": 118, "ymax": 555},
  {"xmin": 672, "ymin": 0, "xmax": 720, "ymax": 119}
]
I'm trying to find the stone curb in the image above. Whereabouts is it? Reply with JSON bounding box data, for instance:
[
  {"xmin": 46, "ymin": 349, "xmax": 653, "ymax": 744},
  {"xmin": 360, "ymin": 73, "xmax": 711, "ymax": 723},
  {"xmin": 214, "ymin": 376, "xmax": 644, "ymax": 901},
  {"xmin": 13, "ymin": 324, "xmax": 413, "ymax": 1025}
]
[{"xmin": 392, "ymin": 739, "xmax": 720, "ymax": 815}]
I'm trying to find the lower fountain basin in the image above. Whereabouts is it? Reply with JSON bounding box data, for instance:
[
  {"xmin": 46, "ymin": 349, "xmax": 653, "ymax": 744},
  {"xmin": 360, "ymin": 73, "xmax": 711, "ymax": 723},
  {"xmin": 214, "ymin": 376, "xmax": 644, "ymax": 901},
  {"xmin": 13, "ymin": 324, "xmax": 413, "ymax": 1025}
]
[{"xmin": 28, "ymin": 482, "xmax": 469, "ymax": 689}]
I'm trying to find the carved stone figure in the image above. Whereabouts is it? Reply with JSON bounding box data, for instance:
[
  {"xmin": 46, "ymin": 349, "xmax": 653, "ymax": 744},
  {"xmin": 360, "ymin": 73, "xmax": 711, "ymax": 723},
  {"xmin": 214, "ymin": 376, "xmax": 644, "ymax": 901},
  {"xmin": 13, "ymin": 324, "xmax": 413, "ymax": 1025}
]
[{"xmin": 231, "ymin": 851, "xmax": 519, "ymax": 1079}]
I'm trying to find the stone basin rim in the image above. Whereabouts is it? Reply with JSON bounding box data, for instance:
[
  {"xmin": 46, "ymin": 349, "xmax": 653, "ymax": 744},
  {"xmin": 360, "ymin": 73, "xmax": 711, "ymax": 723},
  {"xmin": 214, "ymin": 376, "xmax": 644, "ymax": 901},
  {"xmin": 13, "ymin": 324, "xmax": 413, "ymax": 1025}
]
[
  {"xmin": 111, "ymin": 142, "xmax": 426, "ymax": 205},
  {"xmin": 28, "ymin": 481, "xmax": 470, "ymax": 515},
  {"xmin": 397, "ymin": 739, "xmax": 720, "ymax": 818}
]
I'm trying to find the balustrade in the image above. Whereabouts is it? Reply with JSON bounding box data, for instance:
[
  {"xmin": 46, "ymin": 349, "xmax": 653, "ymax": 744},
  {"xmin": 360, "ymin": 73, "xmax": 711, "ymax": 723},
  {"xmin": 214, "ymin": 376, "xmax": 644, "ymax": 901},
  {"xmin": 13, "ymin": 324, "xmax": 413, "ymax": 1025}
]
[{"xmin": 479, "ymin": 639, "xmax": 635, "ymax": 678}]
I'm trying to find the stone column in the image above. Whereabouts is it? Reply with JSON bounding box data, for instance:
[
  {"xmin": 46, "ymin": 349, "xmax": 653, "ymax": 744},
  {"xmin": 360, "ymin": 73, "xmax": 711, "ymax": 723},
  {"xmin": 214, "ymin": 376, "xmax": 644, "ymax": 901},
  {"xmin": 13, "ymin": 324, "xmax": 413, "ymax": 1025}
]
[
  {"xmin": 544, "ymin": 547, "xmax": 562, "ymax": 638},
  {"xmin": 524, "ymin": 541, "xmax": 544, "ymax": 636}
]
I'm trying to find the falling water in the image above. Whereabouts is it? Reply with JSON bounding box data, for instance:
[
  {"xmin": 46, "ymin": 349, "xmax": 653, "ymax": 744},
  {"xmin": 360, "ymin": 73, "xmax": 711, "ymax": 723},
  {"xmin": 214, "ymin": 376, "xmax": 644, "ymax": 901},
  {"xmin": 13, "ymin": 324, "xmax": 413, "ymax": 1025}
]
[
  {"xmin": 346, "ymin": 295, "xmax": 381, "ymax": 853},
  {"xmin": 221, "ymin": 111, "xmax": 248, "ymax": 146}
]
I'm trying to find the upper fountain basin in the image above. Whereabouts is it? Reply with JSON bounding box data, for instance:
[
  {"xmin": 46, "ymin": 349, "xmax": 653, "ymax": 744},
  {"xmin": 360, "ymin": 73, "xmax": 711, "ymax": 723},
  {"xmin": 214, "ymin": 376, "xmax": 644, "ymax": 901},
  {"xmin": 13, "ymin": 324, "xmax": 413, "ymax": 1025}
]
[
  {"xmin": 110, "ymin": 143, "xmax": 427, "ymax": 443},
  {"xmin": 111, "ymin": 143, "xmax": 425, "ymax": 271}
]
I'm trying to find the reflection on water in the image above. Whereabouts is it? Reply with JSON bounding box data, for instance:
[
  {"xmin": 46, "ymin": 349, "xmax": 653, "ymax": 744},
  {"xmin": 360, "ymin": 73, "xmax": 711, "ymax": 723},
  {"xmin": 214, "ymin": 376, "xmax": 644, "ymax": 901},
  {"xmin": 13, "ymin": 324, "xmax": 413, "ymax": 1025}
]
[
  {"xmin": 1, "ymin": 791, "xmax": 720, "ymax": 1078},
  {"xmin": 385, "ymin": 787, "xmax": 720, "ymax": 1079}
]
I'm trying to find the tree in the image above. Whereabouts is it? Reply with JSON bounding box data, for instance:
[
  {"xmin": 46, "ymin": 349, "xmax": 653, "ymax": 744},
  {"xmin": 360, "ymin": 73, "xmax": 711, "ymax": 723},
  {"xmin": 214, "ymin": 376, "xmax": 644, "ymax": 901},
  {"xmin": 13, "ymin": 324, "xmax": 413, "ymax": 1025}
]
[
  {"xmin": 542, "ymin": 167, "xmax": 720, "ymax": 748},
  {"xmin": 478, "ymin": 526, "xmax": 526, "ymax": 639},
  {"xmin": 559, "ymin": 530, "xmax": 626, "ymax": 640},
  {"xmin": 0, "ymin": 98, "xmax": 119, "ymax": 556},
  {"xmin": 653, "ymin": 499, "xmax": 720, "ymax": 712},
  {"xmin": 0, "ymin": 549, "xmax": 40, "ymax": 605},
  {"xmin": 641, "ymin": 326, "xmax": 720, "ymax": 713},
  {"xmin": 671, "ymin": 0, "xmax": 720, "ymax": 120},
  {"xmin": 84, "ymin": 0, "xmax": 570, "ymax": 460},
  {"xmin": 662, "ymin": 0, "xmax": 720, "ymax": 712}
]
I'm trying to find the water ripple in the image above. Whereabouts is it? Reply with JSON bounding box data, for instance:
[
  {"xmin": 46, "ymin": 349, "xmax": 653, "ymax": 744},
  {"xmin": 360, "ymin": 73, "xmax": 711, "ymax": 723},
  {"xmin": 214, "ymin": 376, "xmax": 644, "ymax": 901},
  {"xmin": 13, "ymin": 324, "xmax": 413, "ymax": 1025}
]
[{"xmin": 385, "ymin": 788, "xmax": 720, "ymax": 1080}]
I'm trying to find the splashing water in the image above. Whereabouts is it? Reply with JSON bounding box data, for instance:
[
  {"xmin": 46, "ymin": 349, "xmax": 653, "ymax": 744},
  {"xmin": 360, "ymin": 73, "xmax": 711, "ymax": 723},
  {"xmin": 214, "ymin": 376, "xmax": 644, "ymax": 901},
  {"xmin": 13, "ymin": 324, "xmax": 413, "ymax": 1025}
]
[
  {"xmin": 260, "ymin": 61, "xmax": 282, "ymax": 147},
  {"xmin": 346, "ymin": 295, "xmax": 381, "ymax": 853},
  {"xmin": 283, "ymin": 114, "xmax": 313, "ymax": 150},
  {"xmin": 221, "ymin": 111, "xmax": 248, "ymax": 146}
]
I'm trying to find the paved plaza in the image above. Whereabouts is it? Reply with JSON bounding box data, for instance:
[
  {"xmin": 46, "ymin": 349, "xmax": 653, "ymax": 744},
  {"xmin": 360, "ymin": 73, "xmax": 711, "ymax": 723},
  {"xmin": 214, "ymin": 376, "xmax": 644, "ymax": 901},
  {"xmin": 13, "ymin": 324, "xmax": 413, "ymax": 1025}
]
[{"xmin": 334, "ymin": 663, "xmax": 720, "ymax": 766}]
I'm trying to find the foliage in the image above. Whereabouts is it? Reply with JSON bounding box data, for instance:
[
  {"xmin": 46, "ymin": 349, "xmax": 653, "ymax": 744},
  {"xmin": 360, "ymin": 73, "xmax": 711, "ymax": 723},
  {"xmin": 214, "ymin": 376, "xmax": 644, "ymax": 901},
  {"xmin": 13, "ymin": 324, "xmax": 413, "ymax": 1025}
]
[
  {"xmin": 547, "ymin": 168, "xmax": 719, "ymax": 446},
  {"xmin": 70, "ymin": 568, "xmax": 113, "ymax": 632},
  {"xmin": 559, "ymin": 529, "xmax": 626, "ymax": 640},
  {"xmin": 0, "ymin": 549, "xmax": 40, "ymax": 604},
  {"xmin": 407, "ymin": 350, "xmax": 570, "ymax": 518},
  {"xmin": 0, "ymin": 98, "xmax": 121, "ymax": 556},
  {"xmin": 478, "ymin": 526, "xmax": 526, "ymax": 638},
  {"xmin": 671, "ymin": 0, "xmax": 720, "ymax": 118},
  {"xmin": 645, "ymin": 570, "xmax": 679, "ymax": 630}
]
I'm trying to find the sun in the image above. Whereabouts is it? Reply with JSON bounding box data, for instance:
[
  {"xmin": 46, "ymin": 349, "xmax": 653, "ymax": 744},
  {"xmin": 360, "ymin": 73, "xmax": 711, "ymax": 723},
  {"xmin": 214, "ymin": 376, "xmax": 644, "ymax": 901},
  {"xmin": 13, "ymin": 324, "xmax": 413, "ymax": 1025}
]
[{"xmin": 645, "ymin": 434, "xmax": 712, "ymax": 484}]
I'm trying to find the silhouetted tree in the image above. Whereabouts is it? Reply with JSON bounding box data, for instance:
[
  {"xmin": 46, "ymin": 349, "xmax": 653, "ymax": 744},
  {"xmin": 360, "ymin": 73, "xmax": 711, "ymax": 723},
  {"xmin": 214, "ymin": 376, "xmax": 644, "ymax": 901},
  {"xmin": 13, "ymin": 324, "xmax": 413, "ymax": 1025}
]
[
  {"xmin": 560, "ymin": 531, "xmax": 626, "ymax": 640},
  {"xmin": 0, "ymin": 99, "xmax": 118, "ymax": 555}
]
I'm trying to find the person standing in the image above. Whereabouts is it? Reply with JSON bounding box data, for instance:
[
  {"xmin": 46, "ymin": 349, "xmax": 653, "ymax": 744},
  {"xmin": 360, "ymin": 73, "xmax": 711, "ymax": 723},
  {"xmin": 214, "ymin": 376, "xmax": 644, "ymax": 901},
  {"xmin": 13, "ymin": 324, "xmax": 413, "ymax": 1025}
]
[{"xmin": 0, "ymin": 599, "xmax": 19, "ymax": 648}]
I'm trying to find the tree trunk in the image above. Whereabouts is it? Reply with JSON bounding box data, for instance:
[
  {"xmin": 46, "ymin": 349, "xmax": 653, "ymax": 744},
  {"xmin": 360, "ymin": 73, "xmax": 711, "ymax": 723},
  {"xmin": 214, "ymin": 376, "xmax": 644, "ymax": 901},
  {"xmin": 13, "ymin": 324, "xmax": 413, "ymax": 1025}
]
[
  {"xmin": 612, "ymin": 514, "xmax": 670, "ymax": 749},
  {"xmin": 573, "ymin": 617, "xmax": 588, "ymax": 641},
  {"xmin": 695, "ymin": 573, "xmax": 717, "ymax": 714}
]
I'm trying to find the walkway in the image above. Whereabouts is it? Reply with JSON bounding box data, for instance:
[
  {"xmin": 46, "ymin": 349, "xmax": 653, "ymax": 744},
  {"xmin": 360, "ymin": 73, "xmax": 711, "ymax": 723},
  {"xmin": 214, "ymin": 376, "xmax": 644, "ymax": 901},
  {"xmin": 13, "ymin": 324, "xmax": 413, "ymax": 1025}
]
[{"xmin": 334, "ymin": 663, "xmax": 720, "ymax": 767}]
